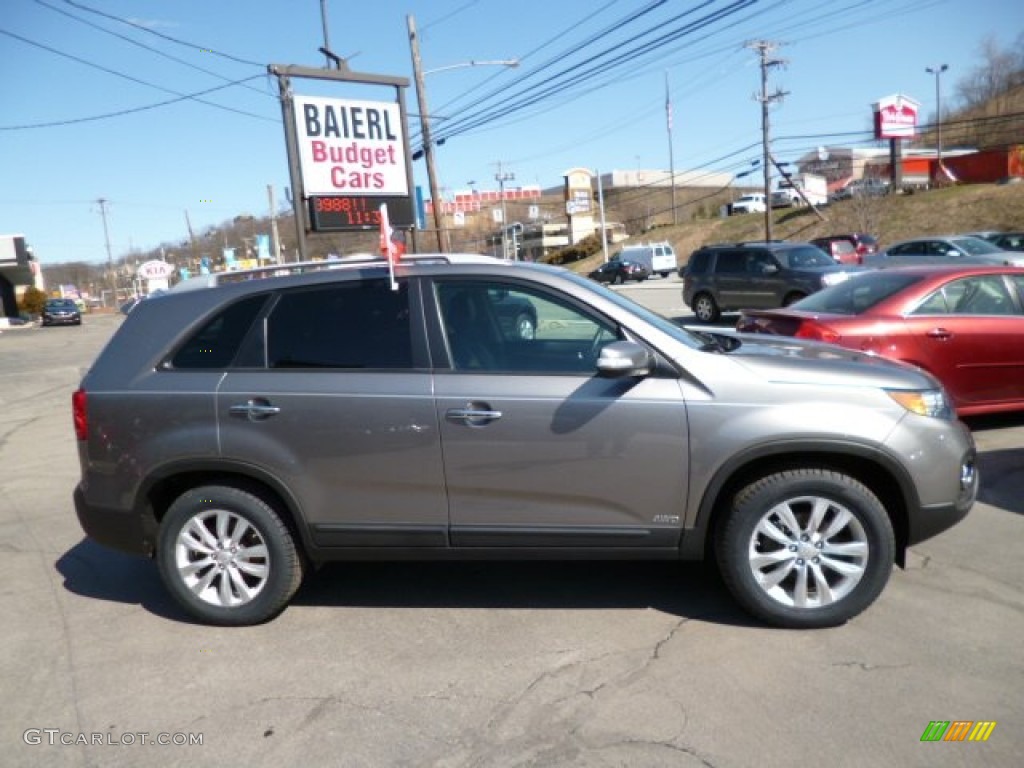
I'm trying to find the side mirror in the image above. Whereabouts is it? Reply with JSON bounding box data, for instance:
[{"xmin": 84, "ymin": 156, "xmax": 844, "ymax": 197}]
[{"xmin": 596, "ymin": 340, "xmax": 653, "ymax": 378}]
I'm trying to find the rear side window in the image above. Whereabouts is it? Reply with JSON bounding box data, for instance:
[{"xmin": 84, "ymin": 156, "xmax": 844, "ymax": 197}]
[
  {"xmin": 267, "ymin": 280, "xmax": 412, "ymax": 369},
  {"xmin": 714, "ymin": 251, "xmax": 746, "ymax": 273},
  {"xmin": 170, "ymin": 294, "xmax": 268, "ymax": 369}
]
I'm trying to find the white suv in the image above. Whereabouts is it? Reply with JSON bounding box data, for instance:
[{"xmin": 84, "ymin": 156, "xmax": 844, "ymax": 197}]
[{"xmin": 730, "ymin": 193, "xmax": 767, "ymax": 215}]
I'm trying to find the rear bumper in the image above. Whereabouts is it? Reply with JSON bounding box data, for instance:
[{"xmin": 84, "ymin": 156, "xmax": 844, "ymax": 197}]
[{"xmin": 74, "ymin": 485, "xmax": 154, "ymax": 556}]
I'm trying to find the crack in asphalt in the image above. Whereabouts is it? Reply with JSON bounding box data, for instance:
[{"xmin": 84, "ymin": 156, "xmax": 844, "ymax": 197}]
[{"xmin": 831, "ymin": 661, "xmax": 911, "ymax": 672}]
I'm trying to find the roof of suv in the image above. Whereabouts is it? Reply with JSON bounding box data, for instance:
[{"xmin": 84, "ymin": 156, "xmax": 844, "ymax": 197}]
[{"xmin": 170, "ymin": 253, "xmax": 502, "ymax": 293}]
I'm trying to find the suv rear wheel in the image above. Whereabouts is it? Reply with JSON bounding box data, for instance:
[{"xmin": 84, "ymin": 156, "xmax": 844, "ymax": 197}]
[
  {"xmin": 716, "ymin": 469, "xmax": 894, "ymax": 629},
  {"xmin": 692, "ymin": 292, "xmax": 720, "ymax": 323},
  {"xmin": 157, "ymin": 485, "xmax": 305, "ymax": 626}
]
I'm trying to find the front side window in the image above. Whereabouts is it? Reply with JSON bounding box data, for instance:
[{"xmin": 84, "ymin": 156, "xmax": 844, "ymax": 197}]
[
  {"xmin": 266, "ymin": 280, "xmax": 412, "ymax": 369},
  {"xmin": 436, "ymin": 281, "xmax": 618, "ymax": 373}
]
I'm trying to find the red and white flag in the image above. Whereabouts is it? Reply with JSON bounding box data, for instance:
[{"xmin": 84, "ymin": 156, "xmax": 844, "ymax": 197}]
[{"xmin": 379, "ymin": 203, "xmax": 404, "ymax": 290}]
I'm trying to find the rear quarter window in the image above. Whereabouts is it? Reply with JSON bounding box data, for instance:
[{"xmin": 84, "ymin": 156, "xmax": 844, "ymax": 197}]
[{"xmin": 169, "ymin": 294, "xmax": 268, "ymax": 369}]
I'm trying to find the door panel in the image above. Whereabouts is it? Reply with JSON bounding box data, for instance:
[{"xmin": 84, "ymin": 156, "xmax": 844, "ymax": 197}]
[
  {"xmin": 431, "ymin": 278, "xmax": 689, "ymax": 549},
  {"xmin": 218, "ymin": 279, "xmax": 447, "ymax": 548}
]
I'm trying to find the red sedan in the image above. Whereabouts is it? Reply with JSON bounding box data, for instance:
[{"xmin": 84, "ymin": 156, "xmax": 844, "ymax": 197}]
[{"xmin": 736, "ymin": 265, "xmax": 1024, "ymax": 416}]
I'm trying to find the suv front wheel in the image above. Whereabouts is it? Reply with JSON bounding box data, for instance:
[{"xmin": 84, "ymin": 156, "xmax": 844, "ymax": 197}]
[
  {"xmin": 716, "ymin": 469, "xmax": 894, "ymax": 629},
  {"xmin": 157, "ymin": 485, "xmax": 305, "ymax": 626},
  {"xmin": 692, "ymin": 292, "xmax": 720, "ymax": 323}
]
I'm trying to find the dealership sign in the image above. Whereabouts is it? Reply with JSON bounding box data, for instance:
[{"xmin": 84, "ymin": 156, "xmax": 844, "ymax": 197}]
[
  {"xmin": 293, "ymin": 95, "xmax": 408, "ymax": 197},
  {"xmin": 136, "ymin": 260, "xmax": 176, "ymax": 280},
  {"xmin": 873, "ymin": 93, "xmax": 920, "ymax": 140}
]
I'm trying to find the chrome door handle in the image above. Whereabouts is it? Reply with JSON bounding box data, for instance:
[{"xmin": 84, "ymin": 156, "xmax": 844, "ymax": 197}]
[
  {"xmin": 926, "ymin": 328, "xmax": 952, "ymax": 340},
  {"xmin": 446, "ymin": 407, "xmax": 502, "ymax": 426},
  {"xmin": 229, "ymin": 399, "xmax": 281, "ymax": 421}
]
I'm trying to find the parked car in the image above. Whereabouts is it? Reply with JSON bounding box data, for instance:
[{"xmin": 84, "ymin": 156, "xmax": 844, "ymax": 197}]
[
  {"xmin": 71, "ymin": 254, "xmax": 976, "ymax": 629},
  {"xmin": 615, "ymin": 242, "xmax": 677, "ymax": 278},
  {"xmin": 865, "ymin": 235, "xmax": 1024, "ymax": 268},
  {"xmin": 811, "ymin": 237, "xmax": 859, "ymax": 264},
  {"xmin": 41, "ymin": 298, "xmax": 81, "ymax": 326},
  {"xmin": 736, "ymin": 265, "xmax": 1024, "ymax": 416},
  {"xmin": 729, "ymin": 193, "xmax": 767, "ymax": 215},
  {"xmin": 811, "ymin": 234, "xmax": 878, "ymax": 265},
  {"xmin": 682, "ymin": 241, "xmax": 860, "ymax": 323},
  {"xmin": 588, "ymin": 258, "xmax": 650, "ymax": 284},
  {"xmin": 832, "ymin": 178, "xmax": 889, "ymax": 201},
  {"xmin": 980, "ymin": 231, "xmax": 1024, "ymax": 252}
]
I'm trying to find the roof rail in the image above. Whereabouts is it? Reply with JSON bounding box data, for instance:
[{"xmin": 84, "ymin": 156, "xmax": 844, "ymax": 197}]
[{"xmin": 169, "ymin": 253, "xmax": 498, "ymax": 293}]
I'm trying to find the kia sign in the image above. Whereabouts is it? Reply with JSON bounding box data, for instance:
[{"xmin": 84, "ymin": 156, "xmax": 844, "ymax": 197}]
[
  {"xmin": 293, "ymin": 95, "xmax": 409, "ymax": 196},
  {"xmin": 136, "ymin": 260, "xmax": 176, "ymax": 280},
  {"xmin": 873, "ymin": 93, "xmax": 920, "ymax": 140}
]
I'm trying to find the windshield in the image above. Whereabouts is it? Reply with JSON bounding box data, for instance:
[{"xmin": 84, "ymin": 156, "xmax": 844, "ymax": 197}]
[
  {"xmin": 561, "ymin": 270, "xmax": 706, "ymax": 350},
  {"xmin": 777, "ymin": 246, "xmax": 836, "ymax": 269},
  {"xmin": 791, "ymin": 271, "xmax": 923, "ymax": 314},
  {"xmin": 952, "ymin": 237, "xmax": 1003, "ymax": 255}
]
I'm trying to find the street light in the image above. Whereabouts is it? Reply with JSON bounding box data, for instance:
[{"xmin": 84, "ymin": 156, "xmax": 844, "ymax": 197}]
[
  {"xmin": 926, "ymin": 64, "xmax": 948, "ymax": 176},
  {"xmin": 407, "ymin": 14, "xmax": 518, "ymax": 252}
]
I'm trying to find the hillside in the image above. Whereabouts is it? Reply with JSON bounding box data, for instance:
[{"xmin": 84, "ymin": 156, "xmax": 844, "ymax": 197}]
[{"xmin": 567, "ymin": 181, "xmax": 1024, "ymax": 275}]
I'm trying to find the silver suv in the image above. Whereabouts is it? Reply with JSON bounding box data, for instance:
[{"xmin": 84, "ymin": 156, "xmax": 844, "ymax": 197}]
[{"xmin": 72, "ymin": 255, "xmax": 976, "ymax": 628}]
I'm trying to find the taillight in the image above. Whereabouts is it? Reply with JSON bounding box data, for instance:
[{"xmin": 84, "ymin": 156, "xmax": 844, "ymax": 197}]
[
  {"xmin": 72, "ymin": 388, "xmax": 88, "ymax": 441},
  {"xmin": 795, "ymin": 322, "xmax": 841, "ymax": 344}
]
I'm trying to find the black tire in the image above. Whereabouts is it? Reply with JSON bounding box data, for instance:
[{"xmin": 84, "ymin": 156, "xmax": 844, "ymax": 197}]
[
  {"xmin": 157, "ymin": 485, "xmax": 305, "ymax": 626},
  {"xmin": 716, "ymin": 469, "xmax": 894, "ymax": 629},
  {"xmin": 782, "ymin": 292, "xmax": 807, "ymax": 307},
  {"xmin": 692, "ymin": 292, "xmax": 720, "ymax": 323}
]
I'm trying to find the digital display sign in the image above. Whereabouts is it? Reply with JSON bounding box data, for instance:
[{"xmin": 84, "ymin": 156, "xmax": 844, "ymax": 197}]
[{"xmin": 308, "ymin": 195, "xmax": 414, "ymax": 232}]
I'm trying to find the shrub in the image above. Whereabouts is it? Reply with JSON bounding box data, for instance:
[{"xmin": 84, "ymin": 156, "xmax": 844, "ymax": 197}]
[
  {"xmin": 19, "ymin": 286, "xmax": 47, "ymax": 317},
  {"xmin": 542, "ymin": 233, "xmax": 604, "ymax": 265}
]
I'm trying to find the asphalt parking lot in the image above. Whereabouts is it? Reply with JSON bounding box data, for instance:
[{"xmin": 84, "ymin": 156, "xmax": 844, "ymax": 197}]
[{"xmin": 2, "ymin": 294, "xmax": 1022, "ymax": 768}]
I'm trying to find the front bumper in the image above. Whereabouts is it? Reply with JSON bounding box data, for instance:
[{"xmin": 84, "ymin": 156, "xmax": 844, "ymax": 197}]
[{"xmin": 906, "ymin": 449, "xmax": 977, "ymax": 546}]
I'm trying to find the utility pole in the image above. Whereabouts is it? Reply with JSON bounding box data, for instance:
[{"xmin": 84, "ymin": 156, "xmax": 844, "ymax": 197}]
[
  {"xmin": 184, "ymin": 209, "xmax": 199, "ymax": 272},
  {"xmin": 665, "ymin": 71, "xmax": 678, "ymax": 225},
  {"xmin": 747, "ymin": 40, "xmax": 788, "ymax": 242},
  {"xmin": 267, "ymin": 184, "xmax": 283, "ymax": 264},
  {"xmin": 96, "ymin": 197, "xmax": 116, "ymax": 305},
  {"xmin": 408, "ymin": 15, "xmax": 445, "ymax": 251},
  {"xmin": 320, "ymin": 0, "xmax": 333, "ymax": 69},
  {"xmin": 495, "ymin": 163, "xmax": 514, "ymax": 259}
]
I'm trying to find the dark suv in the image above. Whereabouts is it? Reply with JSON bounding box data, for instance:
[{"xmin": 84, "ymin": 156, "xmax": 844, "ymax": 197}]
[
  {"xmin": 72, "ymin": 255, "xmax": 976, "ymax": 628},
  {"xmin": 682, "ymin": 242, "xmax": 859, "ymax": 323}
]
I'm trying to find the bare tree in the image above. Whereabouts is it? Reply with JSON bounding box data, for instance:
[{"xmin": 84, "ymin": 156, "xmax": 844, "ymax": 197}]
[{"xmin": 954, "ymin": 34, "xmax": 1024, "ymax": 111}]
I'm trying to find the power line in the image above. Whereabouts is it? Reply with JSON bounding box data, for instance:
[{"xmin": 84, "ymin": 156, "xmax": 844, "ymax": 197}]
[
  {"xmin": 433, "ymin": 1, "xmax": 756, "ymax": 144},
  {"xmin": 60, "ymin": 0, "xmax": 265, "ymax": 67},
  {"xmin": 0, "ymin": 74, "xmax": 268, "ymax": 130},
  {"xmin": 0, "ymin": 28, "xmax": 275, "ymax": 123},
  {"xmin": 34, "ymin": 0, "xmax": 273, "ymax": 99}
]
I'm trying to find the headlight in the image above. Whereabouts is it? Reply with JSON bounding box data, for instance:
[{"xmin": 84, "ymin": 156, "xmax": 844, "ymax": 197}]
[
  {"xmin": 887, "ymin": 389, "xmax": 953, "ymax": 419},
  {"xmin": 821, "ymin": 272, "xmax": 851, "ymax": 287}
]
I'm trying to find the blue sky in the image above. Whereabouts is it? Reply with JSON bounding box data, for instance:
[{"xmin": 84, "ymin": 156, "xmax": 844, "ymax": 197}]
[{"xmin": 2, "ymin": 0, "xmax": 1021, "ymax": 265}]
